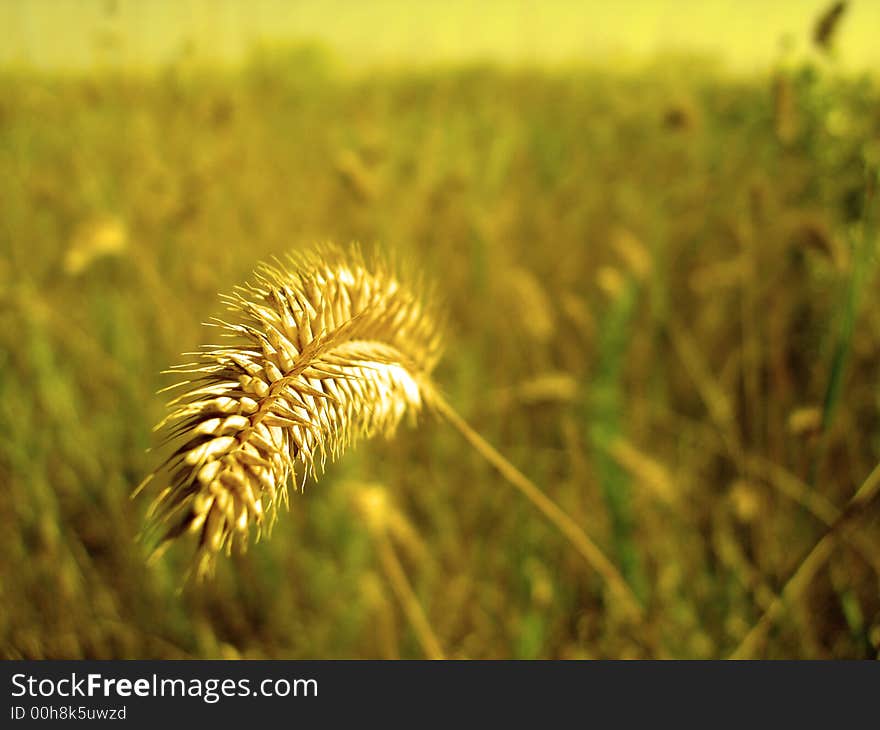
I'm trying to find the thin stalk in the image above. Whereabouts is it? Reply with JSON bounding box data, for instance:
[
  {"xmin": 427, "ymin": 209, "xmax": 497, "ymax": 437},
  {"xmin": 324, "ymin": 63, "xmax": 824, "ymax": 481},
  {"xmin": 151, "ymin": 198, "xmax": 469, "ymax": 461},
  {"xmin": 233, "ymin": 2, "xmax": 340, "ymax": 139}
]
[
  {"xmin": 431, "ymin": 390, "xmax": 644, "ymax": 621},
  {"xmin": 811, "ymin": 167, "xmax": 878, "ymax": 486},
  {"xmin": 374, "ymin": 528, "xmax": 445, "ymax": 660}
]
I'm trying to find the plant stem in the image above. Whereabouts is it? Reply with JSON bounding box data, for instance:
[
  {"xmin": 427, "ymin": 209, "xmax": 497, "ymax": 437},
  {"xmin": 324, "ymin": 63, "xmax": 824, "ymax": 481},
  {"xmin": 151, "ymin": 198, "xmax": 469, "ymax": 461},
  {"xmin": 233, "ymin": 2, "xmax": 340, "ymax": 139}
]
[
  {"xmin": 431, "ymin": 390, "xmax": 644, "ymax": 622},
  {"xmin": 374, "ymin": 528, "xmax": 445, "ymax": 660}
]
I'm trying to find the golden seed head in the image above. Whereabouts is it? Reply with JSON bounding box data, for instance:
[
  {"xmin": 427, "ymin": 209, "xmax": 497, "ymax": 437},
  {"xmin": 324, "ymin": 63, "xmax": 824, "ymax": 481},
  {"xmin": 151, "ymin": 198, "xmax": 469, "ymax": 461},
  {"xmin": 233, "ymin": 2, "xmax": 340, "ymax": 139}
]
[{"xmin": 139, "ymin": 244, "xmax": 442, "ymax": 578}]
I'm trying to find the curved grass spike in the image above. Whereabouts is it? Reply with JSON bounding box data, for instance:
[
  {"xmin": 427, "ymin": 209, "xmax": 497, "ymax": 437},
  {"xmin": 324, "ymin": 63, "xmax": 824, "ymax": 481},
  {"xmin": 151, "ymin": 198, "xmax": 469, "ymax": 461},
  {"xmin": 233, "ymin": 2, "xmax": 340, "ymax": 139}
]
[
  {"xmin": 138, "ymin": 244, "xmax": 440, "ymax": 578},
  {"xmin": 137, "ymin": 244, "xmax": 643, "ymax": 618}
]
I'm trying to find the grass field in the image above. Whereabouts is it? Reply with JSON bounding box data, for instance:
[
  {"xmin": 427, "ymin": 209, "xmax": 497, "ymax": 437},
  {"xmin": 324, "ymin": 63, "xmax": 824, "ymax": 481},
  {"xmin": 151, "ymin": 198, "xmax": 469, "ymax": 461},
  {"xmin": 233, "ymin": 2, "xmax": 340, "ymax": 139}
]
[{"xmin": 1, "ymin": 44, "xmax": 879, "ymax": 659}]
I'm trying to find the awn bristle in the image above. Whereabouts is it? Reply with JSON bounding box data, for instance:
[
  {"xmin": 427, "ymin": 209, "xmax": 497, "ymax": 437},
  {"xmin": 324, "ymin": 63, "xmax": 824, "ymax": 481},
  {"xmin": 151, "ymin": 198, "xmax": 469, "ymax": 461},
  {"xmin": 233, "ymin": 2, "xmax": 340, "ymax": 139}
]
[{"xmin": 138, "ymin": 245, "xmax": 442, "ymax": 577}]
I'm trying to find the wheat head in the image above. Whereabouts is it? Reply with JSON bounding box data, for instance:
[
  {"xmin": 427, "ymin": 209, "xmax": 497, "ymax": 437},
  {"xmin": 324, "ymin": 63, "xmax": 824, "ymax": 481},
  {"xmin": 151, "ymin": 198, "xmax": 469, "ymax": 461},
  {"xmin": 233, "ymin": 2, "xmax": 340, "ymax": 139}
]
[{"xmin": 138, "ymin": 244, "xmax": 442, "ymax": 578}]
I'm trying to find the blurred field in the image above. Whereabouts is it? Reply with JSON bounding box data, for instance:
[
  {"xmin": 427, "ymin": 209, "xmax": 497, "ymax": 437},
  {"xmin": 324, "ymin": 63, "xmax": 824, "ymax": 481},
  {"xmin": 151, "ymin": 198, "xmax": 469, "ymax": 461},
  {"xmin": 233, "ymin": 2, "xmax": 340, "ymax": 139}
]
[{"xmin": 1, "ymin": 43, "xmax": 879, "ymax": 659}]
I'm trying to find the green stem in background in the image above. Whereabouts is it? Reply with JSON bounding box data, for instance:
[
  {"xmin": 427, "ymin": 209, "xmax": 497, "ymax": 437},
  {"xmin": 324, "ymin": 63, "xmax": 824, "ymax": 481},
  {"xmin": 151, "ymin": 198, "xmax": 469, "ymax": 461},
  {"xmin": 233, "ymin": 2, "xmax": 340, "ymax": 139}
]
[
  {"xmin": 589, "ymin": 276, "xmax": 648, "ymax": 602},
  {"xmin": 430, "ymin": 389, "xmax": 645, "ymax": 622}
]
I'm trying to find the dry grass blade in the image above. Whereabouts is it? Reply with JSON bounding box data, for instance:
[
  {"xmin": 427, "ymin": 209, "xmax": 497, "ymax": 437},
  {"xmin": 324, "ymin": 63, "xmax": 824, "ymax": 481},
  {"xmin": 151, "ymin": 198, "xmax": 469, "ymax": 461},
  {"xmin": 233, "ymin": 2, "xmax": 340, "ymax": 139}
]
[
  {"xmin": 356, "ymin": 485, "xmax": 445, "ymax": 659},
  {"xmin": 138, "ymin": 244, "xmax": 442, "ymax": 578},
  {"xmin": 430, "ymin": 393, "xmax": 645, "ymax": 621},
  {"xmin": 730, "ymin": 460, "xmax": 880, "ymax": 659},
  {"xmin": 355, "ymin": 483, "xmax": 445, "ymax": 659},
  {"xmin": 375, "ymin": 528, "xmax": 445, "ymax": 659}
]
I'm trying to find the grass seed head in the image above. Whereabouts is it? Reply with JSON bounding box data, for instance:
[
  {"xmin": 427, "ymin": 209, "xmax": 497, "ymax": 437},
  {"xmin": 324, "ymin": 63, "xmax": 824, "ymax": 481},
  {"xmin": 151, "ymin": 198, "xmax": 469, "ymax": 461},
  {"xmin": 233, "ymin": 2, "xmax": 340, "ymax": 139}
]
[{"xmin": 139, "ymin": 244, "xmax": 442, "ymax": 578}]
